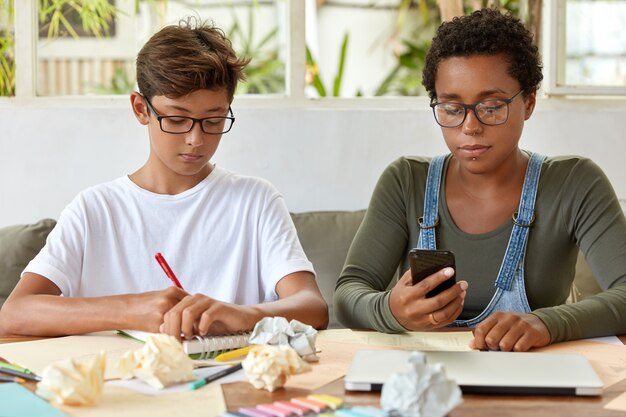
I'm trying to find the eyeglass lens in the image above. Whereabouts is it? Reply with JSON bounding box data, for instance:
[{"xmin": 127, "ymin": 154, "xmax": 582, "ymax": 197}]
[
  {"xmin": 434, "ymin": 99, "xmax": 509, "ymax": 127},
  {"xmin": 160, "ymin": 116, "xmax": 233, "ymax": 134}
]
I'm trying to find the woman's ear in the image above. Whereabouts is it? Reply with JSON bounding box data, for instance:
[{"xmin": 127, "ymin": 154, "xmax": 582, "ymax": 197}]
[
  {"xmin": 523, "ymin": 89, "xmax": 537, "ymax": 120},
  {"xmin": 130, "ymin": 92, "xmax": 150, "ymax": 125}
]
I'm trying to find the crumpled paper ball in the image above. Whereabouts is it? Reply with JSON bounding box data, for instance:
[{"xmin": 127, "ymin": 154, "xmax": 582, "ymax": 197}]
[
  {"xmin": 118, "ymin": 333, "xmax": 194, "ymax": 389},
  {"xmin": 380, "ymin": 351, "xmax": 462, "ymax": 417},
  {"xmin": 248, "ymin": 316, "xmax": 318, "ymax": 360},
  {"xmin": 242, "ymin": 344, "xmax": 311, "ymax": 392},
  {"xmin": 36, "ymin": 351, "xmax": 106, "ymax": 405}
]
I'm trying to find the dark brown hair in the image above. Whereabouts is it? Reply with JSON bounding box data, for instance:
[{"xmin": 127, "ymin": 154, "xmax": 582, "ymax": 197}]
[
  {"xmin": 136, "ymin": 17, "xmax": 249, "ymax": 101},
  {"xmin": 422, "ymin": 8, "xmax": 543, "ymax": 101}
]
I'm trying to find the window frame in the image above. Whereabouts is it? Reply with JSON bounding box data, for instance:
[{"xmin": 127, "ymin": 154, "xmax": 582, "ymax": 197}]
[
  {"xmin": 543, "ymin": 0, "xmax": 626, "ymax": 96},
  {"xmin": 4, "ymin": 0, "xmax": 626, "ymax": 109}
]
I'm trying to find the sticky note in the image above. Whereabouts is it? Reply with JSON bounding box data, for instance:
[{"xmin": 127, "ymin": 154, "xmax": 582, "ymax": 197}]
[
  {"xmin": 308, "ymin": 394, "xmax": 344, "ymax": 410},
  {"xmin": 239, "ymin": 407, "xmax": 275, "ymax": 417},
  {"xmin": 273, "ymin": 400, "xmax": 310, "ymax": 416},
  {"xmin": 257, "ymin": 403, "xmax": 293, "ymax": 417},
  {"xmin": 290, "ymin": 397, "xmax": 327, "ymax": 413}
]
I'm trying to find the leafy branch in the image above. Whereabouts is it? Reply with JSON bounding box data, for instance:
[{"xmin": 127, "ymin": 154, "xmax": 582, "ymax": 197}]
[
  {"xmin": 38, "ymin": 0, "xmax": 120, "ymax": 39},
  {"xmin": 227, "ymin": 6, "xmax": 284, "ymax": 95},
  {"xmin": 306, "ymin": 32, "xmax": 349, "ymax": 97}
]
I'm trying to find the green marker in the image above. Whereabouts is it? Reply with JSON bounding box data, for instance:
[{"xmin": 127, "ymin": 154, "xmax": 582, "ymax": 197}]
[
  {"xmin": 188, "ymin": 363, "xmax": 243, "ymax": 390},
  {"xmin": 0, "ymin": 364, "xmax": 41, "ymax": 382},
  {"xmin": 0, "ymin": 361, "xmax": 36, "ymax": 375}
]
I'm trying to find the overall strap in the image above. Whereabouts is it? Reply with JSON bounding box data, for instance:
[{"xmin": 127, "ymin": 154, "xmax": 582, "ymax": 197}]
[
  {"xmin": 494, "ymin": 152, "xmax": 546, "ymax": 290},
  {"xmin": 417, "ymin": 155, "xmax": 447, "ymax": 250}
]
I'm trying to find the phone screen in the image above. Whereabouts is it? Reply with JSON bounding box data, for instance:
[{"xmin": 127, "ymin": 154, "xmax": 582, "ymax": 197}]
[{"xmin": 409, "ymin": 249, "xmax": 456, "ymax": 298}]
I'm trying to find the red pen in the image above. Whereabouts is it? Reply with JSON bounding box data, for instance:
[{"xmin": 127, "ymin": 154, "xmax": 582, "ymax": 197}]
[{"xmin": 154, "ymin": 252, "xmax": 184, "ymax": 289}]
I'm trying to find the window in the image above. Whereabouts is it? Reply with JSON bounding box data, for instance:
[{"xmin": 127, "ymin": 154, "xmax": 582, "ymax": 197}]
[
  {"xmin": 4, "ymin": 0, "xmax": 626, "ymax": 100},
  {"xmin": 35, "ymin": 0, "xmax": 286, "ymax": 96},
  {"xmin": 305, "ymin": 1, "xmax": 534, "ymax": 98},
  {"xmin": 544, "ymin": 0, "xmax": 626, "ymax": 95},
  {"xmin": 305, "ymin": 0, "xmax": 433, "ymax": 97}
]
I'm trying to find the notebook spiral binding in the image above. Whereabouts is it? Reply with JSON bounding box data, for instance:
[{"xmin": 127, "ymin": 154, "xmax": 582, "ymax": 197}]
[{"xmin": 191, "ymin": 332, "xmax": 251, "ymax": 360}]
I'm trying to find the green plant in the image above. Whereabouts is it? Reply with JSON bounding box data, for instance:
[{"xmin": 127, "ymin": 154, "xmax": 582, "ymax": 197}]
[
  {"xmin": 374, "ymin": 37, "xmax": 430, "ymax": 97},
  {"xmin": 38, "ymin": 0, "xmax": 119, "ymax": 39},
  {"xmin": 0, "ymin": 0, "xmax": 172, "ymax": 97},
  {"xmin": 306, "ymin": 32, "xmax": 349, "ymax": 97},
  {"xmin": 228, "ymin": 6, "xmax": 284, "ymax": 95},
  {"xmin": 0, "ymin": 0, "xmax": 14, "ymax": 96},
  {"xmin": 89, "ymin": 67, "xmax": 135, "ymax": 94},
  {"xmin": 374, "ymin": 0, "xmax": 439, "ymax": 97},
  {"xmin": 376, "ymin": 0, "xmax": 533, "ymax": 96},
  {"xmin": 306, "ymin": 46, "xmax": 326, "ymax": 97}
]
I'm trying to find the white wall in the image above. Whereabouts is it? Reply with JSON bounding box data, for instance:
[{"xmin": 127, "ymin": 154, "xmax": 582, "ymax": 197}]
[{"xmin": 1, "ymin": 100, "xmax": 625, "ymax": 227}]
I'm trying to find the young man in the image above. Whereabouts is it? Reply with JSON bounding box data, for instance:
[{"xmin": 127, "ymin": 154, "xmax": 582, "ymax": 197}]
[{"xmin": 0, "ymin": 20, "xmax": 328, "ymax": 338}]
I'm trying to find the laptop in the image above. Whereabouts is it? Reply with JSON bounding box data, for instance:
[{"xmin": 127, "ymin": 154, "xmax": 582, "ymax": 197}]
[{"xmin": 344, "ymin": 350, "xmax": 603, "ymax": 396}]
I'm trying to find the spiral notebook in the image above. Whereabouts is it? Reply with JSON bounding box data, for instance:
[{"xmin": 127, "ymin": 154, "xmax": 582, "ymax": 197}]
[{"xmin": 118, "ymin": 330, "xmax": 251, "ymax": 359}]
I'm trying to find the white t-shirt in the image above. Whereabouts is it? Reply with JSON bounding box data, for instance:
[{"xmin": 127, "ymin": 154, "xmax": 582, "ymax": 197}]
[{"xmin": 24, "ymin": 166, "xmax": 314, "ymax": 304}]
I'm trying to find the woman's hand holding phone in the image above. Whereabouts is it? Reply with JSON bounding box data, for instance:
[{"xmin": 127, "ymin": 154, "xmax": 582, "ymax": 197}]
[
  {"xmin": 409, "ymin": 249, "xmax": 456, "ymax": 294},
  {"xmin": 388, "ymin": 264, "xmax": 468, "ymax": 330}
]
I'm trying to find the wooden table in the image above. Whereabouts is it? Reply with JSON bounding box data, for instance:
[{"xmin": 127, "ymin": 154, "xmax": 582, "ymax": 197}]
[
  {"xmin": 221, "ymin": 376, "xmax": 626, "ymax": 417},
  {"xmin": 2, "ymin": 335, "xmax": 625, "ymax": 417},
  {"xmin": 222, "ymin": 335, "xmax": 626, "ymax": 417}
]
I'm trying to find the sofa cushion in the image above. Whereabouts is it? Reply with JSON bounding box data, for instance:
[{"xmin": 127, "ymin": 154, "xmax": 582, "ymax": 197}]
[
  {"xmin": 0, "ymin": 219, "xmax": 56, "ymax": 307},
  {"xmin": 291, "ymin": 210, "xmax": 365, "ymax": 329}
]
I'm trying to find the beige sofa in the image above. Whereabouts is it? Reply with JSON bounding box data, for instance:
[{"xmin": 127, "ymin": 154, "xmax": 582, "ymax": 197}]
[{"xmin": 0, "ymin": 212, "xmax": 601, "ymax": 329}]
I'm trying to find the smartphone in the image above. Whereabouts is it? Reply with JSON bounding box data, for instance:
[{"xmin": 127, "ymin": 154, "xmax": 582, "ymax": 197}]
[{"xmin": 408, "ymin": 249, "xmax": 456, "ymax": 298}]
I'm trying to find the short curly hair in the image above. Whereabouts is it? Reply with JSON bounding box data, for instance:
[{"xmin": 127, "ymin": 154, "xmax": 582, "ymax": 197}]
[{"xmin": 422, "ymin": 8, "xmax": 542, "ymax": 101}]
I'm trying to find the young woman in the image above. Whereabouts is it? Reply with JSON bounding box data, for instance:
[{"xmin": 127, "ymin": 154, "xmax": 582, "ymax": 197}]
[{"xmin": 334, "ymin": 9, "xmax": 626, "ymax": 352}]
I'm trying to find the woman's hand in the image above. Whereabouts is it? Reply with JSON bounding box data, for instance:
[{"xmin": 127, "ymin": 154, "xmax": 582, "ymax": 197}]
[
  {"xmin": 470, "ymin": 312, "xmax": 551, "ymax": 352},
  {"xmin": 160, "ymin": 294, "xmax": 262, "ymax": 339},
  {"xmin": 389, "ymin": 268, "xmax": 468, "ymax": 330}
]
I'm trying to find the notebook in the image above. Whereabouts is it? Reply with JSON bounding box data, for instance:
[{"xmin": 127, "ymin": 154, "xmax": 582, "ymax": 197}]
[
  {"xmin": 118, "ymin": 330, "xmax": 250, "ymax": 359},
  {"xmin": 0, "ymin": 383, "xmax": 68, "ymax": 417},
  {"xmin": 344, "ymin": 349, "xmax": 603, "ymax": 396}
]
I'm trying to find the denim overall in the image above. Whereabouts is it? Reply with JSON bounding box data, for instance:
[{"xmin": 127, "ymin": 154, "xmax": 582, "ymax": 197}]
[{"xmin": 417, "ymin": 153, "xmax": 546, "ymax": 327}]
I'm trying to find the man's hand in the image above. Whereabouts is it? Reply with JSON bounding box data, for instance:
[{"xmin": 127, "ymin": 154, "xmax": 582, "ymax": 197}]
[
  {"xmin": 389, "ymin": 267, "xmax": 468, "ymax": 330},
  {"xmin": 160, "ymin": 294, "xmax": 262, "ymax": 338},
  {"xmin": 470, "ymin": 312, "xmax": 551, "ymax": 352},
  {"xmin": 127, "ymin": 286, "xmax": 188, "ymax": 333}
]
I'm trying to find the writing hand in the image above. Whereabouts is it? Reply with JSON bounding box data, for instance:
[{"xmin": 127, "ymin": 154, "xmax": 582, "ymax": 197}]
[
  {"xmin": 469, "ymin": 312, "xmax": 551, "ymax": 352},
  {"xmin": 160, "ymin": 294, "xmax": 261, "ymax": 339},
  {"xmin": 389, "ymin": 268, "xmax": 468, "ymax": 330},
  {"xmin": 127, "ymin": 287, "xmax": 188, "ymax": 332}
]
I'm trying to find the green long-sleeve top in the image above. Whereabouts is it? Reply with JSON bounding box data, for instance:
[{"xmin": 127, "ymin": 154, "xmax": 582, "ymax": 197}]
[{"xmin": 334, "ymin": 155, "xmax": 626, "ymax": 342}]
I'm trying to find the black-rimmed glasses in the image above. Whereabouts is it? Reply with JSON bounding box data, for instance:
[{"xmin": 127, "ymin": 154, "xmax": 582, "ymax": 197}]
[
  {"xmin": 430, "ymin": 89, "xmax": 524, "ymax": 128},
  {"xmin": 144, "ymin": 96, "xmax": 235, "ymax": 134}
]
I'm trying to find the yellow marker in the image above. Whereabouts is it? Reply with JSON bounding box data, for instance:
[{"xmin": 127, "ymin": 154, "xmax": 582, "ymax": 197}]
[
  {"xmin": 308, "ymin": 394, "xmax": 344, "ymax": 410},
  {"xmin": 214, "ymin": 345, "xmax": 256, "ymax": 362}
]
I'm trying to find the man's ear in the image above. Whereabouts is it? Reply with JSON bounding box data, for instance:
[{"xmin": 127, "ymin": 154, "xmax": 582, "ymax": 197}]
[
  {"xmin": 523, "ymin": 89, "xmax": 537, "ymax": 120},
  {"xmin": 130, "ymin": 92, "xmax": 150, "ymax": 125}
]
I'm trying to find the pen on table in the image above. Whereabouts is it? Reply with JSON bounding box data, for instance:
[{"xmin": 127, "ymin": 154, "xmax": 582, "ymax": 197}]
[
  {"xmin": 155, "ymin": 252, "xmax": 184, "ymax": 289},
  {"xmin": 0, "ymin": 374, "xmax": 26, "ymax": 383},
  {"xmin": 188, "ymin": 363, "xmax": 243, "ymax": 390},
  {"xmin": 0, "ymin": 365, "xmax": 42, "ymax": 382},
  {"xmin": 214, "ymin": 345, "xmax": 255, "ymax": 362},
  {"xmin": 0, "ymin": 359, "xmax": 37, "ymax": 376}
]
